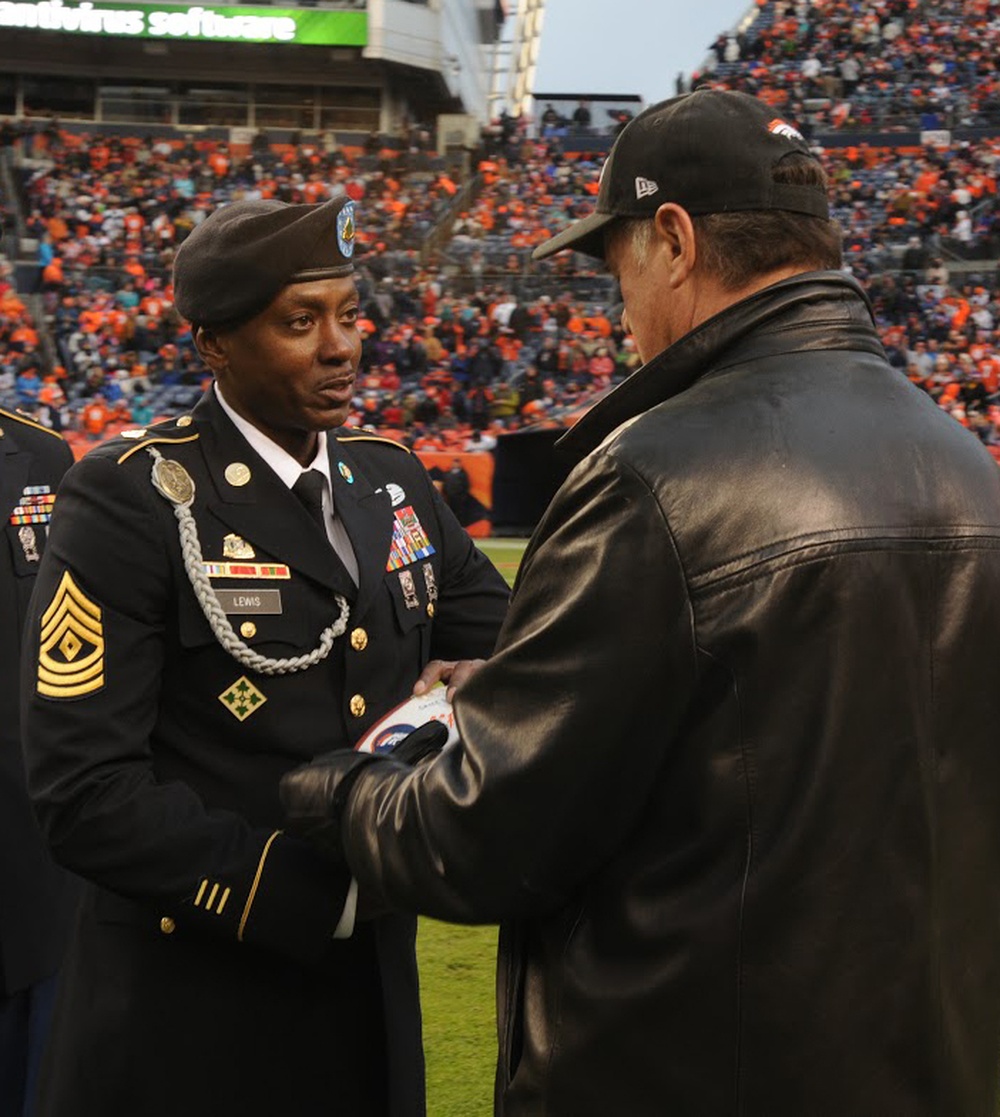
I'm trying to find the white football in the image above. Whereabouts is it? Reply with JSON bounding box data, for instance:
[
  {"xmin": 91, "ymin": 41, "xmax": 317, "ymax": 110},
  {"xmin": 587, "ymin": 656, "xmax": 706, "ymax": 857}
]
[{"xmin": 355, "ymin": 688, "xmax": 459, "ymax": 754}]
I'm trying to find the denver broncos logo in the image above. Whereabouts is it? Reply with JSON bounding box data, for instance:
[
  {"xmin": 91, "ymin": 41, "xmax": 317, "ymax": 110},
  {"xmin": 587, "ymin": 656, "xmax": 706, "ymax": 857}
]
[{"xmin": 768, "ymin": 118, "xmax": 805, "ymax": 142}]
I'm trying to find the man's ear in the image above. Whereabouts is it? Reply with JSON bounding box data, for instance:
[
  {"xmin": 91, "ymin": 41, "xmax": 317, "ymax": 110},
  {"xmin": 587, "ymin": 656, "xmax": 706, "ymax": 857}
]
[
  {"xmin": 193, "ymin": 326, "xmax": 228, "ymax": 374},
  {"xmin": 653, "ymin": 203, "xmax": 697, "ymax": 289}
]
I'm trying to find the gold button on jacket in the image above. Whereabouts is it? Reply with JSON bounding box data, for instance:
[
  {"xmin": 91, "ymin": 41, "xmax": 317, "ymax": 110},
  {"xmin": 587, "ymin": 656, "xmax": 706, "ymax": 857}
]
[
  {"xmin": 349, "ymin": 694, "xmax": 366, "ymax": 718},
  {"xmin": 240, "ymin": 621, "xmax": 257, "ymax": 640},
  {"xmin": 350, "ymin": 627, "xmax": 368, "ymax": 651},
  {"xmin": 160, "ymin": 916, "xmax": 176, "ymax": 935}
]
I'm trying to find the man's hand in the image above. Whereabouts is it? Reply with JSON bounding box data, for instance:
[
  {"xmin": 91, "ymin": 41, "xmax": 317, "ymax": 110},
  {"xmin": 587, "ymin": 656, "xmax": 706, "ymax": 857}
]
[{"xmin": 411, "ymin": 658, "xmax": 486, "ymax": 702}]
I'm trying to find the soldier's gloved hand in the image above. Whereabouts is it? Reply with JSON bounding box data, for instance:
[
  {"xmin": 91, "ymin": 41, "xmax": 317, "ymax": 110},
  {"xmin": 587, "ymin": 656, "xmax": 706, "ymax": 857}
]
[
  {"xmin": 280, "ymin": 751, "xmax": 383, "ymax": 858},
  {"xmin": 280, "ymin": 721, "xmax": 449, "ymax": 857}
]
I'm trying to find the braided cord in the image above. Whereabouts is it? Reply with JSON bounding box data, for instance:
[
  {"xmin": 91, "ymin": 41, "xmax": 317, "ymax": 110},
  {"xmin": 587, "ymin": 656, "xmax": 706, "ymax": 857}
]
[{"xmin": 146, "ymin": 446, "xmax": 349, "ymax": 675}]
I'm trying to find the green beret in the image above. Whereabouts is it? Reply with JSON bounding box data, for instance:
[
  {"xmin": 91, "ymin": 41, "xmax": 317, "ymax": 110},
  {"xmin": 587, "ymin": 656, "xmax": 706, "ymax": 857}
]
[{"xmin": 173, "ymin": 195, "xmax": 357, "ymax": 329}]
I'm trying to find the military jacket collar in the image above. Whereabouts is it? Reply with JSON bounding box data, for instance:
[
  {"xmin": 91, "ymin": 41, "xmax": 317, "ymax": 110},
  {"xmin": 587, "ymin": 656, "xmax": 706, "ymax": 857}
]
[
  {"xmin": 189, "ymin": 391, "xmax": 392, "ymax": 613},
  {"xmin": 557, "ymin": 271, "xmax": 882, "ymax": 463}
]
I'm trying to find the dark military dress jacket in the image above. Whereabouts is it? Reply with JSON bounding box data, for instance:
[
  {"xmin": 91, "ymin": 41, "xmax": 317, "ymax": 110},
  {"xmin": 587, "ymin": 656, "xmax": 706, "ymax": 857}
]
[
  {"xmin": 0, "ymin": 408, "xmax": 76, "ymax": 1000},
  {"xmin": 20, "ymin": 388, "xmax": 508, "ymax": 1117}
]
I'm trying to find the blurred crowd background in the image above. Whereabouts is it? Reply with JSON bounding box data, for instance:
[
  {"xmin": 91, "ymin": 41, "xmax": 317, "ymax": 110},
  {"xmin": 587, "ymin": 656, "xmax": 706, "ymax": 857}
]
[{"xmin": 1, "ymin": 0, "xmax": 998, "ymax": 483}]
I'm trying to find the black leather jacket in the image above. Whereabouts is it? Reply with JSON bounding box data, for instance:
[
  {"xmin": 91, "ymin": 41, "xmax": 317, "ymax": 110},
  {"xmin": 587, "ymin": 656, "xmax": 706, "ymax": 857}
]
[{"xmin": 337, "ymin": 273, "xmax": 1000, "ymax": 1115}]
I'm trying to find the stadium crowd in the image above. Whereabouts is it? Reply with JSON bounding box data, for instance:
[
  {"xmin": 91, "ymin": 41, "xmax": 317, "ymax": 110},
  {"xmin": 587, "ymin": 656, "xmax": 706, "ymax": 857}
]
[{"xmin": 0, "ymin": 0, "xmax": 999, "ymax": 458}]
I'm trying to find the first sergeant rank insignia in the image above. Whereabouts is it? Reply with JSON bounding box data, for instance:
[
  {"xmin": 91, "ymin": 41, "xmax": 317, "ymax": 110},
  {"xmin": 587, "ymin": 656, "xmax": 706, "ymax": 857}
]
[{"xmin": 37, "ymin": 570, "xmax": 106, "ymax": 699}]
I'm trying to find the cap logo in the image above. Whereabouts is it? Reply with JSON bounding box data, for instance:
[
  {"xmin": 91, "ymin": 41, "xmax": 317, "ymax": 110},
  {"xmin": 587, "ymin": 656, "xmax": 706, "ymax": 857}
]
[
  {"xmin": 635, "ymin": 177, "xmax": 660, "ymax": 200},
  {"xmin": 768, "ymin": 118, "xmax": 805, "ymax": 142},
  {"xmin": 337, "ymin": 201, "xmax": 356, "ymax": 259}
]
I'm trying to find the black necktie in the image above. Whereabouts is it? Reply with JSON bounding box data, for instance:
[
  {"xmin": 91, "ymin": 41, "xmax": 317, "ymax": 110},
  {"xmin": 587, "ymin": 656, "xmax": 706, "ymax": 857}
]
[{"xmin": 292, "ymin": 469, "xmax": 327, "ymax": 533}]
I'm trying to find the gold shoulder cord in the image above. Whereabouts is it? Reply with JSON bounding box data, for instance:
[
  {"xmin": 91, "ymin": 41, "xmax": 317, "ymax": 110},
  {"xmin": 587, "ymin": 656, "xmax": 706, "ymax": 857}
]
[{"xmin": 145, "ymin": 446, "xmax": 349, "ymax": 675}]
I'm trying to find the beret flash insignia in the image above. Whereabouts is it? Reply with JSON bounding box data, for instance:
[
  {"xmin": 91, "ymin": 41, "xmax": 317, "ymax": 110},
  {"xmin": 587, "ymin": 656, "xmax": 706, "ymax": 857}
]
[{"xmin": 337, "ymin": 201, "xmax": 356, "ymax": 259}]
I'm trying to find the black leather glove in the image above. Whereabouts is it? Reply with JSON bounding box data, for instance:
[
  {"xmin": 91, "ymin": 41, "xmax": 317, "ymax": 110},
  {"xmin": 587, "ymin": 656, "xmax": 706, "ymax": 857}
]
[
  {"xmin": 389, "ymin": 719, "xmax": 449, "ymax": 765},
  {"xmin": 280, "ymin": 720, "xmax": 450, "ymax": 857},
  {"xmin": 280, "ymin": 751, "xmax": 383, "ymax": 858}
]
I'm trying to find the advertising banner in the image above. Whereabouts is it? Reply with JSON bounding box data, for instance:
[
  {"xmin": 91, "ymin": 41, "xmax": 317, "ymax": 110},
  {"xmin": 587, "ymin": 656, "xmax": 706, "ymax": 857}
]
[{"xmin": 0, "ymin": 0, "xmax": 367, "ymax": 45}]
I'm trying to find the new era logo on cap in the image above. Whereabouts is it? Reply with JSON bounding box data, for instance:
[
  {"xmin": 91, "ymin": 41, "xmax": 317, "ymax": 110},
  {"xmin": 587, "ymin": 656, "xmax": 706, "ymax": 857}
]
[{"xmin": 635, "ymin": 177, "xmax": 660, "ymax": 200}]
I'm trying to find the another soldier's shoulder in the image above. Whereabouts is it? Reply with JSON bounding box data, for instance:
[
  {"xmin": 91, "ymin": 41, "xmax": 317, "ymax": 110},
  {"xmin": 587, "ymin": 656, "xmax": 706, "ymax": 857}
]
[
  {"xmin": 0, "ymin": 406, "xmax": 67, "ymax": 446},
  {"xmin": 0, "ymin": 407, "xmax": 73, "ymax": 472}
]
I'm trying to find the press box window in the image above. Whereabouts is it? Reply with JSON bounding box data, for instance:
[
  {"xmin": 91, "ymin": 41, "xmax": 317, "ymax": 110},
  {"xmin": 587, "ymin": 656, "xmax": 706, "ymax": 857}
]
[
  {"xmin": 22, "ymin": 77, "xmax": 95, "ymax": 120},
  {"xmin": 99, "ymin": 86, "xmax": 172, "ymax": 125}
]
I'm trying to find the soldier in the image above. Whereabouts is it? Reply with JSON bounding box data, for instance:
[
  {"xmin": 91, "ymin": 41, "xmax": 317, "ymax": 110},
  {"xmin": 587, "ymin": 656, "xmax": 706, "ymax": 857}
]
[
  {"xmin": 21, "ymin": 196, "xmax": 509, "ymax": 1117},
  {"xmin": 0, "ymin": 407, "xmax": 75, "ymax": 1117}
]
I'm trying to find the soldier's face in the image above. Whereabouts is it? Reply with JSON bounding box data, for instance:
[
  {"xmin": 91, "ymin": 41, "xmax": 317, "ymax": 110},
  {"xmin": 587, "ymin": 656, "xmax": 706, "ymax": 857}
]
[{"xmin": 207, "ymin": 277, "xmax": 361, "ymax": 460}]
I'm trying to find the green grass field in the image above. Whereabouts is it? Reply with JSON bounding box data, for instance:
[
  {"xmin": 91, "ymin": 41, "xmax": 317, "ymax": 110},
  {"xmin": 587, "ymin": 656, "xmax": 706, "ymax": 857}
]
[{"xmin": 414, "ymin": 538, "xmax": 527, "ymax": 1117}]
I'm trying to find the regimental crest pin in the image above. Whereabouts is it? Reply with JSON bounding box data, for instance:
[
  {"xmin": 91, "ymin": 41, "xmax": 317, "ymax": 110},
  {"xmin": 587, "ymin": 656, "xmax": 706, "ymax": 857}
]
[
  {"xmin": 222, "ymin": 533, "xmax": 256, "ymax": 560},
  {"xmin": 338, "ymin": 461, "xmax": 354, "ymax": 484},
  {"xmin": 337, "ymin": 201, "xmax": 356, "ymax": 259},
  {"xmin": 398, "ymin": 569, "xmax": 420, "ymax": 610},
  {"xmin": 422, "ymin": 562, "xmax": 438, "ymax": 604},
  {"xmin": 19, "ymin": 525, "xmax": 40, "ymax": 563},
  {"xmin": 386, "ymin": 482, "xmax": 406, "ymax": 507},
  {"xmin": 219, "ymin": 676, "xmax": 267, "ymax": 722}
]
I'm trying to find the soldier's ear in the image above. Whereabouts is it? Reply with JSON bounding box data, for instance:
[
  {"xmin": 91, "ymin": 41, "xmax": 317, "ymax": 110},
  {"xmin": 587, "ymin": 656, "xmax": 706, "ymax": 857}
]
[{"xmin": 194, "ymin": 326, "xmax": 228, "ymax": 374}]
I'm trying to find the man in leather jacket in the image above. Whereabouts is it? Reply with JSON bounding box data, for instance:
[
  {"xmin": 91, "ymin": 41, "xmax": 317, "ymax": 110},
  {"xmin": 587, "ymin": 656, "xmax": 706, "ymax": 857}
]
[{"xmin": 282, "ymin": 92, "xmax": 1000, "ymax": 1115}]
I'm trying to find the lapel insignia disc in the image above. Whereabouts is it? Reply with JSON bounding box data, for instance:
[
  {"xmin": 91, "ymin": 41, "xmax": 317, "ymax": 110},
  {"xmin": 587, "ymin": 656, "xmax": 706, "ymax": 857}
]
[
  {"xmin": 219, "ymin": 676, "xmax": 267, "ymax": 721},
  {"xmin": 224, "ymin": 462, "xmax": 252, "ymax": 487},
  {"xmin": 152, "ymin": 458, "xmax": 195, "ymax": 505},
  {"xmin": 398, "ymin": 569, "xmax": 420, "ymax": 609},
  {"xmin": 37, "ymin": 570, "xmax": 105, "ymax": 700},
  {"xmin": 222, "ymin": 534, "xmax": 256, "ymax": 560},
  {"xmin": 338, "ymin": 462, "xmax": 354, "ymax": 484},
  {"xmin": 386, "ymin": 506, "xmax": 436, "ymax": 572}
]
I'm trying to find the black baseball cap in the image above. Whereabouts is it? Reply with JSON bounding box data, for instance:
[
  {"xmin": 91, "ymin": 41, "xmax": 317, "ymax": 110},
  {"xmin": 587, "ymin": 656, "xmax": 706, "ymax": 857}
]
[
  {"xmin": 174, "ymin": 195, "xmax": 357, "ymax": 328},
  {"xmin": 533, "ymin": 90, "xmax": 828, "ymax": 262}
]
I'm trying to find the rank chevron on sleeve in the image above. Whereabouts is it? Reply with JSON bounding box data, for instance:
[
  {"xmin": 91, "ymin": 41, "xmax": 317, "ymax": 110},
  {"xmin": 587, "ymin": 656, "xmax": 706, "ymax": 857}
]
[{"xmin": 37, "ymin": 570, "xmax": 106, "ymax": 700}]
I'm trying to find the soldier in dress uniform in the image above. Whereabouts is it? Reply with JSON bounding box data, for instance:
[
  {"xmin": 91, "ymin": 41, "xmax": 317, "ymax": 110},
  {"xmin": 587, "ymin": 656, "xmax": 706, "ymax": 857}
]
[
  {"xmin": 0, "ymin": 407, "xmax": 76, "ymax": 1117},
  {"xmin": 20, "ymin": 196, "xmax": 509, "ymax": 1117}
]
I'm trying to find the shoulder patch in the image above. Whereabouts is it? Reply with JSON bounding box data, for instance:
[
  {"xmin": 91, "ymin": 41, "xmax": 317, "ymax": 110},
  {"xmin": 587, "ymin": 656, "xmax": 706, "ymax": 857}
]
[
  {"xmin": 37, "ymin": 570, "xmax": 105, "ymax": 700},
  {"xmin": 117, "ymin": 433, "xmax": 200, "ymax": 465},
  {"xmin": 335, "ymin": 433, "xmax": 412, "ymax": 454},
  {"xmin": 0, "ymin": 407, "xmax": 66, "ymax": 441}
]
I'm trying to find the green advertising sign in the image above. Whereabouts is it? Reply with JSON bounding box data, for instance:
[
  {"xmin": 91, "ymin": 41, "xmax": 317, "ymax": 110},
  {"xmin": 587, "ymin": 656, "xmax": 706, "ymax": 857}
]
[{"xmin": 0, "ymin": 0, "xmax": 367, "ymax": 45}]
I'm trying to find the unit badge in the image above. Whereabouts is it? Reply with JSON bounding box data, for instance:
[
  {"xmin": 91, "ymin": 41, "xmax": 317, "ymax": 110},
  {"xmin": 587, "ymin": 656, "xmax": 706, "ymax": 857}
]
[
  {"xmin": 37, "ymin": 570, "xmax": 105, "ymax": 700},
  {"xmin": 219, "ymin": 676, "xmax": 267, "ymax": 722},
  {"xmin": 386, "ymin": 483, "xmax": 406, "ymax": 507}
]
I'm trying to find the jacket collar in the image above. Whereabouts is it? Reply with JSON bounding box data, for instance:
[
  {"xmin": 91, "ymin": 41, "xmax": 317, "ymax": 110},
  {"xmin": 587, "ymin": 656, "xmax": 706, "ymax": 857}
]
[
  {"xmin": 557, "ymin": 271, "xmax": 882, "ymax": 463},
  {"xmin": 189, "ymin": 390, "xmax": 364, "ymax": 600}
]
